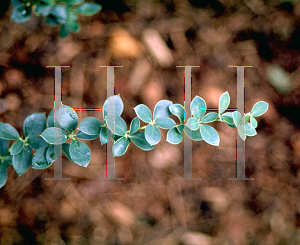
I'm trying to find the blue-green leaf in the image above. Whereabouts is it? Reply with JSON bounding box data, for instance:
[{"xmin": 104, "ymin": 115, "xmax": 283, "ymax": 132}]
[
  {"xmin": 58, "ymin": 105, "xmax": 78, "ymax": 133},
  {"xmin": 45, "ymin": 14, "xmax": 60, "ymax": 26},
  {"xmin": 66, "ymin": 18, "xmax": 80, "ymax": 33},
  {"xmin": 238, "ymin": 124, "xmax": 246, "ymax": 141},
  {"xmin": 46, "ymin": 145, "xmax": 60, "ymax": 163},
  {"xmin": 47, "ymin": 109, "xmax": 61, "ymax": 128},
  {"xmin": 201, "ymin": 112, "xmax": 218, "ymax": 123},
  {"xmin": 0, "ymin": 138, "xmax": 9, "ymax": 156},
  {"xmin": 11, "ymin": 5, "xmax": 32, "ymax": 23},
  {"xmin": 32, "ymin": 146, "xmax": 51, "ymax": 169},
  {"xmin": 199, "ymin": 124, "xmax": 219, "ymax": 146},
  {"xmin": 166, "ymin": 127, "xmax": 183, "ymax": 144},
  {"xmin": 72, "ymin": 3, "xmax": 102, "ymax": 16},
  {"xmin": 106, "ymin": 115, "xmax": 127, "ymax": 136},
  {"xmin": 191, "ymin": 96, "xmax": 206, "ymax": 120},
  {"xmin": 169, "ymin": 104, "xmax": 185, "ymax": 123},
  {"xmin": 221, "ymin": 112, "xmax": 234, "ymax": 124},
  {"xmin": 129, "ymin": 117, "xmax": 140, "ymax": 135},
  {"xmin": 99, "ymin": 127, "xmax": 112, "ymax": 144},
  {"xmin": 49, "ymin": 4, "xmax": 68, "ymax": 24},
  {"xmin": 78, "ymin": 117, "xmax": 102, "ymax": 135},
  {"xmin": 243, "ymin": 113, "xmax": 250, "ymax": 124},
  {"xmin": 59, "ymin": 0, "xmax": 84, "ymax": 5},
  {"xmin": 23, "ymin": 113, "xmax": 46, "ymax": 138},
  {"xmin": 251, "ymin": 101, "xmax": 268, "ymax": 117},
  {"xmin": 113, "ymin": 137, "xmax": 130, "ymax": 156},
  {"xmin": 186, "ymin": 117, "xmax": 199, "ymax": 130},
  {"xmin": 244, "ymin": 122, "xmax": 257, "ymax": 136},
  {"xmin": 154, "ymin": 117, "xmax": 176, "ymax": 129},
  {"xmin": 59, "ymin": 24, "xmax": 70, "ymax": 38},
  {"xmin": 75, "ymin": 131, "xmax": 99, "ymax": 140},
  {"xmin": 11, "ymin": 0, "xmax": 24, "ymax": 8},
  {"xmin": 70, "ymin": 140, "xmax": 91, "ymax": 167},
  {"xmin": 12, "ymin": 146, "xmax": 32, "ymax": 175},
  {"xmin": 0, "ymin": 164, "xmax": 8, "ymax": 188},
  {"xmin": 184, "ymin": 127, "xmax": 203, "ymax": 141},
  {"xmin": 232, "ymin": 111, "xmax": 242, "ymax": 127},
  {"xmin": 10, "ymin": 140, "xmax": 24, "ymax": 155},
  {"xmin": 62, "ymin": 143, "xmax": 73, "ymax": 162},
  {"xmin": 145, "ymin": 124, "xmax": 161, "ymax": 145},
  {"xmin": 218, "ymin": 91, "xmax": 230, "ymax": 117},
  {"xmin": 103, "ymin": 95, "xmax": 124, "ymax": 120},
  {"xmin": 134, "ymin": 104, "xmax": 152, "ymax": 123},
  {"xmin": 35, "ymin": 2, "xmax": 52, "ymax": 16},
  {"xmin": 153, "ymin": 100, "xmax": 172, "ymax": 119},
  {"xmin": 0, "ymin": 122, "xmax": 20, "ymax": 140},
  {"xmin": 176, "ymin": 124, "xmax": 185, "ymax": 134},
  {"xmin": 27, "ymin": 136, "xmax": 48, "ymax": 150},
  {"xmin": 250, "ymin": 116, "xmax": 257, "ymax": 128},
  {"xmin": 41, "ymin": 127, "xmax": 68, "ymax": 145},
  {"xmin": 130, "ymin": 132, "xmax": 154, "ymax": 151}
]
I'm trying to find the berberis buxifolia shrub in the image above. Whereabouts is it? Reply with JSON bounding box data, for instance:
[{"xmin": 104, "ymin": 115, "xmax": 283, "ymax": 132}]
[{"xmin": 0, "ymin": 92, "xmax": 268, "ymax": 188}]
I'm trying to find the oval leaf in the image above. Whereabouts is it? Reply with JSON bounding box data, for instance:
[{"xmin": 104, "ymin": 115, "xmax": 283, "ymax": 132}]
[
  {"xmin": 106, "ymin": 115, "xmax": 127, "ymax": 136},
  {"xmin": 191, "ymin": 96, "xmax": 206, "ymax": 120},
  {"xmin": 250, "ymin": 116, "xmax": 258, "ymax": 128},
  {"xmin": 232, "ymin": 111, "xmax": 242, "ymax": 127},
  {"xmin": 201, "ymin": 112, "xmax": 218, "ymax": 123},
  {"xmin": 41, "ymin": 127, "xmax": 68, "ymax": 145},
  {"xmin": 238, "ymin": 124, "xmax": 246, "ymax": 141},
  {"xmin": 103, "ymin": 95, "xmax": 124, "ymax": 120},
  {"xmin": 199, "ymin": 124, "xmax": 219, "ymax": 146},
  {"xmin": 176, "ymin": 124, "xmax": 185, "ymax": 134},
  {"xmin": 0, "ymin": 138, "xmax": 9, "ymax": 156},
  {"xmin": 24, "ymin": 113, "xmax": 46, "ymax": 138},
  {"xmin": 0, "ymin": 165, "xmax": 8, "ymax": 188},
  {"xmin": 10, "ymin": 140, "xmax": 24, "ymax": 155},
  {"xmin": 0, "ymin": 123, "xmax": 20, "ymax": 140},
  {"xmin": 58, "ymin": 105, "xmax": 78, "ymax": 133},
  {"xmin": 62, "ymin": 143, "xmax": 73, "ymax": 162},
  {"xmin": 72, "ymin": 3, "xmax": 102, "ymax": 16},
  {"xmin": 47, "ymin": 109, "xmax": 61, "ymax": 128},
  {"xmin": 145, "ymin": 124, "xmax": 161, "ymax": 145},
  {"xmin": 134, "ymin": 104, "xmax": 152, "ymax": 123},
  {"xmin": 130, "ymin": 132, "xmax": 155, "ymax": 151},
  {"xmin": 184, "ymin": 127, "xmax": 203, "ymax": 141},
  {"xmin": 32, "ymin": 146, "xmax": 51, "ymax": 169},
  {"xmin": 46, "ymin": 145, "xmax": 60, "ymax": 164},
  {"xmin": 186, "ymin": 117, "xmax": 199, "ymax": 130},
  {"xmin": 99, "ymin": 127, "xmax": 112, "ymax": 144},
  {"xmin": 78, "ymin": 117, "xmax": 102, "ymax": 135},
  {"xmin": 153, "ymin": 100, "xmax": 172, "ymax": 119},
  {"xmin": 154, "ymin": 117, "xmax": 176, "ymax": 129},
  {"xmin": 169, "ymin": 104, "xmax": 185, "ymax": 123},
  {"xmin": 129, "ymin": 117, "xmax": 140, "ymax": 135},
  {"xmin": 251, "ymin": 101, "xmax": 268, "ymax": 117},
  {"xmin": 35, "ymin": 2, "xmax": 52, "ymax": 16},
  {"xmin": 166, "ymin": 127, "xmax": 183, "ymax": 144},
  {"xmin": 76, "ymin": 131, "xmax": 99, "ymax": 140},
  {"xmin": 12, "ymin": 146, "xmax": 32, "ymax": 175},
  {"xmin": 11, "ymin": 5, "xmax": 32, "ymax": 23},
  {"xmin": 244, "ymin": 122, "xmax": 257, "ymax": 136},
  {"xmin": 219, "ymin": 91, "xmax": 230, "ymax": 116},
  {"xmin": 113, "ymin": 137, "xmax": 130, "ymax": 156},
  {"xmin": 221, "ymin": 112, "xmax": 234, "ymax": 124},
  {"xmin": 70, "ymin": 140, "xmax": 91, "ymax": 167},
  {"xmin": 27, "ymin": 136, "xmax": 48, "ymax": 150}
]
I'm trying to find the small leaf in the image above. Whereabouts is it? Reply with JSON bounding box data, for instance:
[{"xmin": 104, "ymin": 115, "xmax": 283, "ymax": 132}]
[
  {"xmin": 232, "ymin": 111, "xmax": 242, "ymax": 127},
  {"xmin": 106, "ymin": 115, "xmax": 127, "ymax": 136},
  {"xmin": 27, "ymin": 136, "xmax": 48, "ymax": 150},
  {"xmin": 186, "ymin": 117, "xmax": 199, "ymax": 130},
  {"xmin": 35, "ymin": 2, "xmax": 52, "ymax": 16},
  {"xmin": 99, "ymin": 127, "xmax": 112, "ymax": 144},
  {"xmin": 130, "ymin": 132, "xmax": 154, "ymax": 151},
  {"xmin": 114, "ymin": 134, "xmax": 122, "ymax": 142},
  {"xmin": 103, "ymin": 95, "xmax": 124, "ymax": 120},
  {"xmin": 76, "ymin": 131, "xmax": 99, "ymax": 140},
  {"xmin": 32, "ymin": 146, "xmax": 51, "ymax": 169},
  {"xmin": 176, "ymin": 124, "xmax": 185, "ymax": 134},
  {"xmin": 166, "ymin": 127, "xmax": 183, "ymax": 144},
  {"xmin": 113, "ymin": 137, "xmax": 130, "ymax": 156},
  {"xmin": 184, "ymin": 127, "xmax": 203, "ymax": 141},
  {"xmin": 134, "ymin": 104, "xmax": 152, "ymax": 123},
  {"xmin": 45, "ymin": 14, "xmax": 59, "ymax": 26},
  {"xmin": 250, "ymin": 116, "xmax": 258, "ymax": 128},
  {"xmin": 47, "ymin": 109, "xmax": 61, "ymax": 128},
  {"xmin": 191, "ymin": 96, "xmax": 206, "ymax": 120},
  {"xmin": 70, "ymin": 140, "xmax": 91, "ymax": 167},
  {"xmin": 11, "ymin": 0, "xmax": 24, "ymax": 8},
  {"xmin": 153, "ymin": 100, "xmax": 172, "ymax": 119},
  {"xmin": 66, "ymin": 18, "xmax": 80, "ymax": 33},
  {"xmin": 251, "ymin": 101, "xmax": 268, "ymax": 117},
  {"xmin": 145, "ymin": 124, "xmax": 161, "ymax": 145},
  {"xmin": 243, "ymin": 113, "xmax": 251, "ymax": 124},
  {"xmin": 12, "ymin": 146, "xmax": 32, "ymax": 175},
  {"xmin": 10, "ymin": 140, "xmax": 24, "ymax": 155},
  {"xmin": 201, "ymin": 112, "xmax": 218, "ymax": 123},
  {"xmin": 0, "ymin": 122, "xmax": 20, "ymax": 140},
  {"xmin": 244, "ymin": 122, "xmax": 257, "ymax": 136},
  {"xmin": 169, "ymin": 104, "xmax": 185, "ymax": 123},
  {"xmin": 11, "ymin": 5, "xmax": 32, "ymax": 23},
  {"xmin": 154, "ymin": 117, "xmax": 176, "ymax": 129},
  {"xmin": 0, "ymin": 138, "xmax": 9, "ymax": 156},
  {"xmin": 218, "ymin": 91, "xmax": 230, "ymax": 117},
  {"xmin": 221, "ymin": 112, "xmax": 234, "ymax": 124},
  {"xmin": 129, "ymin": 117, "xmax": 140, "ymax": 135},
  {"xmin": 200, "ymin": 124, "xmax": 219, "ymax": 146},
  {"xmin": 238, "ymin": 124, "xmax": 246, "ymax": 141},
  {"xmin": 78, "ymin": 117, "xmax": 102, "ymax": 135},
  {"xmin": 0, "ymin": 164, "xmax": 8, "ymax": 188},
  {"xmin": 24, "ymin": 113, "xmax": 46, "ymax": 138},
  {"xmin": 59, "ymin": 24, "xmax": 70, "ymax": 38},
  {"xmin": 58, "ymin": 105, "xmax": 78, "ymax": 133},
  {"xmin": 62, "ymin": 143, "xmax": 73, "ymax": 162},
  {"xmin": 59, "ymin": 0, "xmax": 84, "ymax": 4},
  {"xmin": 46, "ymin": 145, "xmax": 60, "ymax": 163},
  {"xmin": 49, "ymin": 4, "xmax": 68, "ymax": 24},
  {"xmin": 41, "ymin": 127, "xmax": 68, "ymax": 145},
  {"xmin": 72, "ymin": 3, "xmax": 102, "ymax": 16}
]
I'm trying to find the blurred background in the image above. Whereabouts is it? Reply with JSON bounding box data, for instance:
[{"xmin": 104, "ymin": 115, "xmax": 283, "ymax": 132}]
[{"xmin": 1, "ymin": 0, "xmax": 300, "ymax": 244}]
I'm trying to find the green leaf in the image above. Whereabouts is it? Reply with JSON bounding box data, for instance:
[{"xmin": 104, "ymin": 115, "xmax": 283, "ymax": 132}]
[
  {"xmin": 72, "ymin": 3, "xmax": 102, "ymax": 16},
  {"xmin": 47, "ymin": 109, "xmax": 61, "ymax": 128},
  {"xmin": 169, "ymin": 104, "xmax": 185, "ymax": 123},
  {"xmin": 191, "ymin": 96, "xmax": 206, "ymax": 120},
  {"xmin": 201, "ymin": 112, "xmax": 218, "ymax": 123},
  {"xmin": 221, "ymin": 112, "xmax": 234, "ymax": 124},
  {"xmin": 134, "ymin": 104, "xmax": 152, "ymax": 123},
  {"xmin": 32, "ymin": 146, "xmax": 51, "ymax": 169},
  {"xmin": 27, "ymin": 136, "xmax": 48, "ymax": 150},
  {"xmin": 186, "ymin": 117, "xmax": 199, "ymax": 130},
  {"xmin": 11, "ymin": 5, "xmax": 32, "ymax": 23},
  {"xmin": 250, "ymin": 116, "xmax": 257, "ymax": 128},
  {"xmin": 145, "ymin": 124, "xmax": 161, "ymax": 145},
  {"xmin": 59, "ymin": 24, "xmax": 70, "ymax": 38},
  {"xmin": 41, "ymin": 127, "xmax": 68, "ymax": 144},
  {"xmin": 218, "ymin": 91, "xmax": 230, "ymax": 118},
  {"xmin": 114, "ymin": 134, "xmax": 122, "ymax": 142},
  {"xmin": 176, "ymin": 124, "xmax": 185, "ymax": 134},
  {"xmin": 46, "ymin": 145, "xmax": 60, "ymax": 163},
  {"xmin": 184, "ymin": 127, "xmax": 203, "ymax": 141},
  {"xmin": 6, "ymin": 156, "xmax": 12, "ymax": 165},
  {"xmin": 129, "ymin": 117, "xmax": 140, "ymax": 135},
  {"xmin": 12, "ymin": 146, "xmax": 32, "ymax": 175},
  {"xmin": 243, "ymin": 113, "xmax": 251, "ymax": 124},
  {"xmin": 58, "ymin": 105, "xmax": 78, "ymax": 133},
  {"xmin": 70, "ymin": 140, "xmax": 91, "ymax": 167},
  {"xmin": 0, "ymin": 123, "xmax": 20, "ymax": 140},
  {"xmin": 99, "ymin": 127, "xmax": 112, "ymax": 144},
  {"xmin": 35, "ymin": 2, "xmax": 53, "ymax": 16},
  {"xmin": 232, "ymin": 111, "xmax": 242, "ymax": 127},
  {"xmin": 11, "ymin": 0, "xmax": 24, "ymax": 8},
  {"xmin": 23, "ymin": 113, "xmax": 46, "ymax": 138},
  {"xmin": 130, "ymin": 132, "xmax": 154, "ymax": 151},
  {"xmin": 103, "ymin": 95, "xmax": 124, "ymax": 120},
  {"xmin": 238, "ymin": 124, "xmax": 246, "ymax": 141},
  {"xmin": 244, "ymin": 122, "xmax": 257, "ymax": 136},
  {"xmin": 75, "ymin": 131, "xmax": 99, "ymax": 140},
  {"xmin": 66, "ymin": 18, "xmax": 80, "ymax": 33},
  {"xmin": 0, "ymin": 164, "xmax": 8, "ymax": 188},
  {"xmin": 154, "ymin": 117, "xmax": 176, "ymax": 129},
  {"xmin": 41, "ymin": 0, "xmax": 54, "ymax": 4},
  {"xmin": 200, "ymin": 124, "xmax": 219, "ymax": 146},
  {"xmin": 58, "ymin": 0, "xmax": 84, "ymax": 4},
  {"xmin": 45, "ymin": 14, "xmax": 60, "ymax": 26},
  {"xmin": 112, "ymin": 137, "xmax": 130, "ymax": 156},
  {"xmin": 153, "ymin": 100, "xmax": 172, "ymax": 119},
  {"xmin": 166, "ymin": 127, "xmax": 183, "ymax": 144},
  {"xmin": 106, "ymin": 115, "xmax": 127, "ymax": 136},
  {"xmin": 78, "ymin": 117, "xmax": 102, "ymax": 135},
  {"xmin": 10, "ymin": 140, "xmax": 24, "ymax": 155},
  {"xmin": 62, "ymin": 143, "xmax": 73, "ymax": 162},
  {"xmin": 0, "ymin": 138, "xmax": 9, "ymax": 156},
  {"xmin": 251, "ymin": 101, "xmax": 268, "ymax": 117},
  {"xmin": 49, "ymin": 4, "xmax": 68, "ymax": 24}
]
